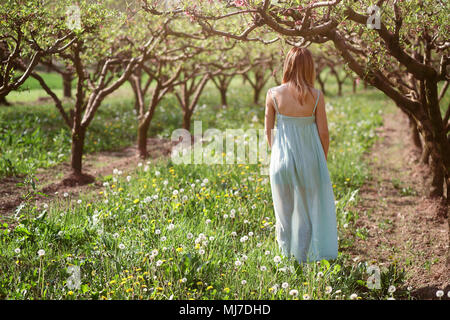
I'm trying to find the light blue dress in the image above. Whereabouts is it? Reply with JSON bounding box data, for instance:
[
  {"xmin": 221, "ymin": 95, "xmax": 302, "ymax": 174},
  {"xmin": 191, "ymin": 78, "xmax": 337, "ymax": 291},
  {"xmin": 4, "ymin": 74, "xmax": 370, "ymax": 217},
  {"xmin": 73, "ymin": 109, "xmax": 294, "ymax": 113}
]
[{"xmin": 268, "ymin": 87, "xmax": 338, "ymax": 263}]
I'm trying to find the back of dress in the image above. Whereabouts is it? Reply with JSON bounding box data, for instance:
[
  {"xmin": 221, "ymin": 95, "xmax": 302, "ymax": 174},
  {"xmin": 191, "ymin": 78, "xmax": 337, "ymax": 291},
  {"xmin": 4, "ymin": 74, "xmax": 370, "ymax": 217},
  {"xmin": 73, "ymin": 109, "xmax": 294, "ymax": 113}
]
[{"xmin": 268, "ymin": 86, "xmax": 338, "ymax": 263}]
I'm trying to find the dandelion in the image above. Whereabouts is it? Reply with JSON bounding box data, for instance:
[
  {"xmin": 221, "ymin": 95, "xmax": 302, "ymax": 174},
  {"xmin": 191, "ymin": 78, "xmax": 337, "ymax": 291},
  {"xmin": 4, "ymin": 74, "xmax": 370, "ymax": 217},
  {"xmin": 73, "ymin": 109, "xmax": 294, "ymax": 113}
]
[
  {"xmin": 155, "ymin": 171, "xmax": 160, "ymax": 176},
  {"xmin": 167, "ymin": 224, "xmax": 175, "ymax": 231},
  {"xmin": 180, "ymin": 278, "xmax": 187, "ymax": 283},
  {"xmin": 173, "ymin": 190, "xmax": 178, "ymax": 196},
  {"xmin": 281, "ymin": 282, "xmax": 289, "ymax": 289},
  {"xmin": 223, "ymin": 214, "xmax": 229, "ymax": 219},
  {"xmin": 273, "ymin": 256, "xmax": 281, "ymax": 264},
  {"xmin": 187, "ymin": 233, "xmax": 193, "ymax": 239},
  {"xmin": 248, "ymin": 232, "xmax": 254, "ymax": 237},
  {"xmin": 205, "ymin": 219, "xmax": 211, "ymax": 225},
  {"xmin": 388, "ymin": 285, "xmax": 396, "ymax": 294},
  {"xmin": 317, "ymin": 271, "xmax": 324, "ymax": 278},
  {"xmin": 63, "ymin": 192, "xmax": 69, "ymax": 198},
  {"xmin": 223, "ymin": 287, "xmax": 230, "ymax": 293},
  {"xmin": 231, "ymin": 231, "xmax": 237, "ymax": 237},
  {"xmin": 37, "ymin": 249, "xmax": 45, "ymax": 257},
  {"xmin": 264, "ymin": 250, "xmax": 270, "ymax": 255},
  {"xmin": 77, "ymin": 199, "xmax": 82, "ymax": 204},
  {"xmin": 118, "ymin": 243, "xmax": 125, "ymax": 250},
  {"xmin": 160, "ymin": 236, "xmax": 167, "ymax": 242},
  {"xmin": 260, "ymin": 266, "xmax": 267, "ymax": 271},
  {"xmin": 155, "ymin": 229, "xmax": 161, "ymax": 235},
  {"xmin": 14, "ymin": 248, "xmax": 21, "ymax": 254},
  {"xmin": 199, "ymin": 249, "xmax": 205, "ymax": 255},
  {"xmin": 436, "ymin": 290, "xmax": 444, "ymax": 298},
  {"xmin": 235, "ymin": 260, "xmax": 242, "ymax": 267},
  {"xmin": 126, "ymin": 176, "xmax": 132, "ymax": 182},
  {"xmin": 241, "ymin": 255, "xmax": 248, "ymax": 261},
  {"xmin": 151, "ymin": 249, "xmax": 158, "ymax": 256},
  {"xmin": 43, "ymin": 203, "xmax": 49, "ymax": 209},
  {"xmin": 241, "ymin": 280, "xmax": 247, "ymax": 285},
  {"xmin": 203, "ymin": 178, "xmax": 209, "ymax": 184},
  {"xmin": 303, "ymin": 293, "xmax": 310, "ymax": 300},
  {"xmin": 325, "ymin": 286, "xmax": 333, "ymax": 294},
  {"xmin": 289, "ymin": 289, "xmax": 298, "ymax": 297},
  {"xmin": 156, "ymin": 260, "xmax": 163, "ymax": 266},
  {"xmin": 350, "ymin": 293, "xmax": 358, "ymax": 300},
  {"xmin": 144, "ymin": 197, "xmax": 152, "ymax": 203},
  {"xmin": 113, "ymin": 233, "xmax": 119, "ymax": 238}
]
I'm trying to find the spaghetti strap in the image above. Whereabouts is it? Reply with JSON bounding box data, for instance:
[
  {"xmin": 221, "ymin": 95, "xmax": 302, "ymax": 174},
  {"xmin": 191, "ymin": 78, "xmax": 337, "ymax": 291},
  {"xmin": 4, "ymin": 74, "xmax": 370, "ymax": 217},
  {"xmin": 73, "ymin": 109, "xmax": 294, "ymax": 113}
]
[
  {"xmin": 312, "ymin": 90, "xmax": 320, "ymax": 116},
  {"xmin": 269, "ymin": 88, "xmax": 280, "ymax": 114}
]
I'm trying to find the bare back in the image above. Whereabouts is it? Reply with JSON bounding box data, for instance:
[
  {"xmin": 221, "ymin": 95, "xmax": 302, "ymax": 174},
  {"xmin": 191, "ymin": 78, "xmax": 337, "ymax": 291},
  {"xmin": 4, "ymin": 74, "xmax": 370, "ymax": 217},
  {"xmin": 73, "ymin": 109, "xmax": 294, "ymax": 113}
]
[{"xmin": 271, "ymin": 83, "xmax": 319, "ymax": 117}]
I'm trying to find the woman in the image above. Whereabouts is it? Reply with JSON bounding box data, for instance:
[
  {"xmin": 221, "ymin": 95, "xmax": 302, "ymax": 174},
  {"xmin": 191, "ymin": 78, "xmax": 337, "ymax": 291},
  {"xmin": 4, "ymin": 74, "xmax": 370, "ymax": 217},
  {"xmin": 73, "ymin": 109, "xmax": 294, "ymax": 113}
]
[{"xmin": 264, "ymin": 47, "xmax": 338, "ymax": 263}]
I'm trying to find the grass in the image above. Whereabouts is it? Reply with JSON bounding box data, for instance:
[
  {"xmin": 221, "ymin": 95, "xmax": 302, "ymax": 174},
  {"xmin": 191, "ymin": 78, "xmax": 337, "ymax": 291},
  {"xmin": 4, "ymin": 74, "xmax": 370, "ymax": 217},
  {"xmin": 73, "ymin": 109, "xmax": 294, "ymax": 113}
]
[{"xmin": 0, "ymin": 74, "xmax": 408, "ymax": 300}]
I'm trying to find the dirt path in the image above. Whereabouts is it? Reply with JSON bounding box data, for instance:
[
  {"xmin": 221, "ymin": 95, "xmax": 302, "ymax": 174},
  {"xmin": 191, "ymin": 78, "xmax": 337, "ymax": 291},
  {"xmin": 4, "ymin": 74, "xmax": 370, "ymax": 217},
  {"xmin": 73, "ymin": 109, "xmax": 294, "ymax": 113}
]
[
  {"xmin": 343, "ymin": 105, "xmax": 449, "ymax": 299},
  {"xmin": 0, "ymin": 137, "xmax": 175, "ymax": 219}
]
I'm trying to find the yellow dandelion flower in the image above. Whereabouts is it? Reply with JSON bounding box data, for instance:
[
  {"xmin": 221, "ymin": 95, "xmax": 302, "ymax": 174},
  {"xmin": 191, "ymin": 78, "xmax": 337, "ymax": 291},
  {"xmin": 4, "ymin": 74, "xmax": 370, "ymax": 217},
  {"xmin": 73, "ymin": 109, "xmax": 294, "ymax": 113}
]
[{"xmin": 223, "ymin": 288, "xmax": 230, "ymax": 293}]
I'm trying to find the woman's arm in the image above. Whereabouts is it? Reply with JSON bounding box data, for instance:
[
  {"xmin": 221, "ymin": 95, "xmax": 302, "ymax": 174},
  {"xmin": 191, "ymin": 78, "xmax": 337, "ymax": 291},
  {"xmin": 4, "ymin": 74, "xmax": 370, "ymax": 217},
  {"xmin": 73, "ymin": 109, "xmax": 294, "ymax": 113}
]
[
  {"xmin": 315, "ymin": 90, "xmax": 330, "ymax": 161},
  {"xmin": 264, "ymin": 90, "xmax": 276, "ymax": 149}
]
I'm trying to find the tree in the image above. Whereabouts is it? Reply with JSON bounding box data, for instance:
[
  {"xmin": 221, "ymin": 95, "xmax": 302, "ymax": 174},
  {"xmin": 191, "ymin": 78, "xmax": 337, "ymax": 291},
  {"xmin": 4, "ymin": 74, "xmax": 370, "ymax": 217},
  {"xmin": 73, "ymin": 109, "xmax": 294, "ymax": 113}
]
[
  {"xmin": 17, "ymin": 1, "xmax": 159, "ymax": 182},
  {"xmin": 157, "ymin": 0, "xmax": 449, "ymax": 202},
  {"xmin": 0, "ymin": 0, "xmax": 75, "ymax": 102}
]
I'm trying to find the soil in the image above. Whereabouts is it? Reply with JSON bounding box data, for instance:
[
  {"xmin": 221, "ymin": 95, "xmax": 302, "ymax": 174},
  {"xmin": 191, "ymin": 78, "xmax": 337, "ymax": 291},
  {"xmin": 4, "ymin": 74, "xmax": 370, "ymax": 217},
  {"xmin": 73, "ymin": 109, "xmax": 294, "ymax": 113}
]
[
  {"xmin": 0, "ymin": 137, "xmax": 177, "ymax": 219},
  {"xmin": 343, "ymin": 105, "xmax": 449, "ymax": 300}
]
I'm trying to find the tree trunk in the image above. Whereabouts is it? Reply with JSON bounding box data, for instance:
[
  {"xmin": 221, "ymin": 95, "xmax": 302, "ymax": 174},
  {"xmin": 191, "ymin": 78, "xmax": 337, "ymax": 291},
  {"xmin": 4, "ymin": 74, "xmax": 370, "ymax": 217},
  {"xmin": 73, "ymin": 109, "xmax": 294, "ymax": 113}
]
[
  {"xmin": 62, "ymin": 73, "xmax": 72, "ymax": 98},
  {"xmin": 71, "ymin": 126, "xmax": 86, "ymax": 175},
  {"xmin": 407, "ymin": 113, "xmax": 422, "ymax": 149},
  {"xmin": 183, "ymin": 110, "xmax": 192, "ymax": 131},
  {"xmin": 220, "ymin": 88, "xmax": 227, "ymax": 107},
  {"xmin": 337, "ymin": 81, "xmax": 343, "ymax": 96},
  {"xmin": 254, "ymin": 86, "xmax": 261, "ymax": 104},
  {"xmin": 137, "ymin": 120, "xmax": 150, "ymax": 159},
  {"xmin": 0, "ymin": 95, "xmax": 10, "ymax": 106}
]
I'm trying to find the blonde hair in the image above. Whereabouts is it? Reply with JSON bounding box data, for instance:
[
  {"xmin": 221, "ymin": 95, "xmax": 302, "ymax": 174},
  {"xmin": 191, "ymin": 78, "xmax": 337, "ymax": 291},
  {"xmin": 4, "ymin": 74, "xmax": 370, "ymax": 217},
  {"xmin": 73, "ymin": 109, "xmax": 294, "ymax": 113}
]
[{"xmin": 282, "ymin": 47, "xmax": 316, "ymax": 104}]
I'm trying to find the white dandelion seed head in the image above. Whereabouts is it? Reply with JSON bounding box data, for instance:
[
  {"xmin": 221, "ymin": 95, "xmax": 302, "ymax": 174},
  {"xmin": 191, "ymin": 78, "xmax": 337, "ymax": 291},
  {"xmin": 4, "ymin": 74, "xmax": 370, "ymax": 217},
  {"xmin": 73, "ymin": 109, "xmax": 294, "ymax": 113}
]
[{"xmin": 289, "ymin": 289, "xmax": 298, "ymax": 296}]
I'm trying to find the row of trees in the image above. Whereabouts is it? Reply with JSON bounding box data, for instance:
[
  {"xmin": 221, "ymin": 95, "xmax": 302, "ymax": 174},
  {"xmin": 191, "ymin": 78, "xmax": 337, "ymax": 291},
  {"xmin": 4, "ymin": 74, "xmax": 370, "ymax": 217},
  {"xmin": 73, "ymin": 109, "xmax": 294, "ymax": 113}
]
[
  {"xmin": 1, "ymin": 0, "xmax": 305, "ymax": 182},
  {"xmin": 153, "ymin": 0, "xmax": 448, "ymax": 202}
]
